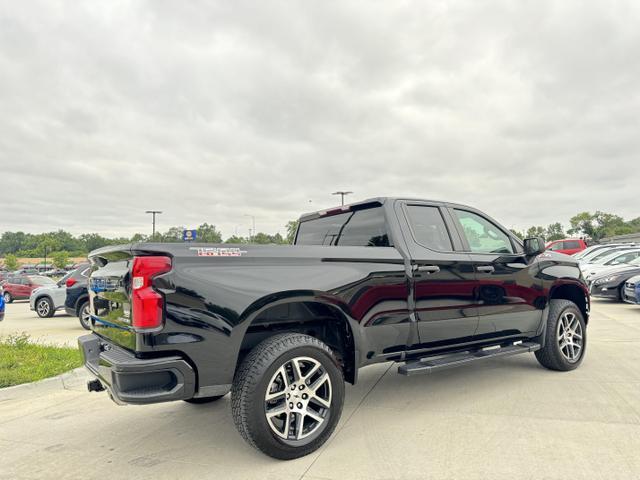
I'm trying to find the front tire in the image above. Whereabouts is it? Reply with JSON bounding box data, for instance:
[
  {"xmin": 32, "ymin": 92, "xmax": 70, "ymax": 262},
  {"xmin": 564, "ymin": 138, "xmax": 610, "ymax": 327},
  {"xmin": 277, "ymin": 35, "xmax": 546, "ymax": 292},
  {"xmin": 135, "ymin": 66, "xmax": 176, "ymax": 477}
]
[
  {"xmin": 78, "ymin": 301, "xmax": 91, "ymax": 330},
  {"xmin": 36, "ymin": 297, "xmax": 54, "ymax": 318},
  {"xmin": 3, "ymin": 292, "xmax": 13, "ymax": 303},
  {"xmin": 535, "ymin": 299, "xmax": 586, "ymax": 371},
  {"xmin": 231, "ymin": 333, "xmax": 345, "ymax": 460}
]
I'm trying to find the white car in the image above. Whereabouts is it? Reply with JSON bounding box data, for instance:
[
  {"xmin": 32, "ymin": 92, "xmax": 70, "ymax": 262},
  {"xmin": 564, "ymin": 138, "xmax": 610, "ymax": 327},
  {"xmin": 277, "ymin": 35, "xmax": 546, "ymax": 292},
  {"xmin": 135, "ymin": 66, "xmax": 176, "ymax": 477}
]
[
  {"xmin": 29, "ymin": 272, "xmax": 71, "ymax": 318},
  {"xmin": 579, "ymin": 245, "xmax": 638, "ymax": 264},
  {"xmin": 581, "ymin": 248, "xmax": 640, "ymax": 279}
]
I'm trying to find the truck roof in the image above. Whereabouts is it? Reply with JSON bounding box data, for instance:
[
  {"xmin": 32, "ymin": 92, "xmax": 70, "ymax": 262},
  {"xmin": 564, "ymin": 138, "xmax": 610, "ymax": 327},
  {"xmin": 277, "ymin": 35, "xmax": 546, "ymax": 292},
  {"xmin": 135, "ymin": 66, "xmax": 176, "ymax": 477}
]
[{"xmin": 298, "ymin": 196, "xmax": 474, "ymax": 222}]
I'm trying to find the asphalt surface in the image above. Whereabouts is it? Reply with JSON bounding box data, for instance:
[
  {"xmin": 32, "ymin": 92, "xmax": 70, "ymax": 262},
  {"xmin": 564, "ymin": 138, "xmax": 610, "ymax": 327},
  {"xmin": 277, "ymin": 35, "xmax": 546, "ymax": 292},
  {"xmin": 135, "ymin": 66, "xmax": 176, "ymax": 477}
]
[{"xmin": 1, "ymin": 299, "xmax": 639, "ymax": 480}]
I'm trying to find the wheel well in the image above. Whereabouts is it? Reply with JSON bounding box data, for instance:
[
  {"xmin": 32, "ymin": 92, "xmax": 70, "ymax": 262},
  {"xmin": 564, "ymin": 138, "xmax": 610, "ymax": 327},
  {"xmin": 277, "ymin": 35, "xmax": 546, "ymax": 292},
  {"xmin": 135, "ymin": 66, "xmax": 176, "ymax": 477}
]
[
  {"xmin": 75, "ymin": 296, "xmax": 89, "ymax": 315},
  {"xmin": 239, "ymin": 301, "xmax": 357, "ymax": 384},
  {"xmin": 35, "ymin": 295, "xmax": 51, "ymax": 304},
  {"xmin": 550, "ymin": 284, "xmax": 589, "ymax": 323}
]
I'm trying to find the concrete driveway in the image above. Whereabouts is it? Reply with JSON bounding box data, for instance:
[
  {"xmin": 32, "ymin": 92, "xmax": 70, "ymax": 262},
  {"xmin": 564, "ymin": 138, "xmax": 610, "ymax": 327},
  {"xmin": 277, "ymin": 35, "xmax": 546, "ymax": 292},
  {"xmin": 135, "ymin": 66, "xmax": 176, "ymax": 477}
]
[
  {"xmin": 1, "ymin": 299, "xmax": 639, "ymax": 480},
  {"xmin": 0, "ymin": 301, "xmax": 84, "ymax": 346}
]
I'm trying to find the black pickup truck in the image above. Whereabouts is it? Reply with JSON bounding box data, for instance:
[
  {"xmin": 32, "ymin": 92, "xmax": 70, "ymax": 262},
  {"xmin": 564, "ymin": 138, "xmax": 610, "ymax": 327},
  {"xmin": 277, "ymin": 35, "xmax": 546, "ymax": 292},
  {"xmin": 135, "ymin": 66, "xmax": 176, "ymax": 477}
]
[{"xmin": 79, "ymin": 197, "xmax": 589, "ymax": 459}]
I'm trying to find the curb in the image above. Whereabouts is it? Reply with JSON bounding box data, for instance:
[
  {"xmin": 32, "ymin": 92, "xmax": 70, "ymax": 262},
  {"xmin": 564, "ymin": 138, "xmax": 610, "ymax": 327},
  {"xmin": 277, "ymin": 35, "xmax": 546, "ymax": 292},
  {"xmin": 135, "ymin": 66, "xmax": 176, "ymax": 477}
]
[{"xmin": 0, "ymin": 367, "xmax": 88, "ymax": 401}]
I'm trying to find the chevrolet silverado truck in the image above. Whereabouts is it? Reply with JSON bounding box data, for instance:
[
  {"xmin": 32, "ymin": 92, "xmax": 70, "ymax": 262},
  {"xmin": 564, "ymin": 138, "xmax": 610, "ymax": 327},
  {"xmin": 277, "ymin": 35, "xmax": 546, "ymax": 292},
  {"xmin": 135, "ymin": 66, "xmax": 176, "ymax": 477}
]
[{"xmin": 79, "ymin": 198, "xmax": 589, "ymax": 459}]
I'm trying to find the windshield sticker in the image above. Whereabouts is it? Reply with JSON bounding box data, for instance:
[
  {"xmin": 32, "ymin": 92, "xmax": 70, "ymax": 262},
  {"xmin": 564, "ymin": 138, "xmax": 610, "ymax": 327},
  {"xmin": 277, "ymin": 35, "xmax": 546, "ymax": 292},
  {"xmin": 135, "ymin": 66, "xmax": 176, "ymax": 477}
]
[{"xmin": 191, "ymin": 247, "xmax": 247, "ymax": 257}]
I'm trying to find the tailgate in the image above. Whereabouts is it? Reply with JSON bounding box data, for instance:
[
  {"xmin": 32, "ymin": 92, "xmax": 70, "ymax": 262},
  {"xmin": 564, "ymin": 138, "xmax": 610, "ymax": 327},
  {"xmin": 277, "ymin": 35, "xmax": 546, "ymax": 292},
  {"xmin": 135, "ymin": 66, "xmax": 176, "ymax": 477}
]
[{"xmin": 89, "ymin": 246, "xmax": 137, "ymax": 350}]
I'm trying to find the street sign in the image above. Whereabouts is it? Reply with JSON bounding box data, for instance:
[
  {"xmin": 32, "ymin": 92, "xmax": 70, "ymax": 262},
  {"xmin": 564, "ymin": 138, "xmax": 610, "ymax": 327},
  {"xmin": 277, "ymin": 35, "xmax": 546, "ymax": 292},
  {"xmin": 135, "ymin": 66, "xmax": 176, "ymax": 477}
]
[{"xmin": 182, "ymin": 229, "xmax": 197, "ymax": 242}]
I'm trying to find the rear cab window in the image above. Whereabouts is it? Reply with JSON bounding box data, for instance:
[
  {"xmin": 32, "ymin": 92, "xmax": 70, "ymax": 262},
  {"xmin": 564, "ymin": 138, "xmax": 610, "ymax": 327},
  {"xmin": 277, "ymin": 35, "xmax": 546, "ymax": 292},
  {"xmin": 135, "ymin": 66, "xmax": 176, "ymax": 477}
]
[
  {"xmin": 296, "ymin": 207, "xmax": 392, "ymax": 247},
  {"xmin": 404, "ymin": 205, "xmax": 453, "ymax": 251}
]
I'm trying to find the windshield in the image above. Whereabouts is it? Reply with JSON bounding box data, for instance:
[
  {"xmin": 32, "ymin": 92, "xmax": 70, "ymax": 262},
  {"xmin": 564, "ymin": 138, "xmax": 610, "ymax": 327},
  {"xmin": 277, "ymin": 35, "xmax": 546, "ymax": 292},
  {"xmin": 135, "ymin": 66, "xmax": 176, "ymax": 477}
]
[
  {"xmin": 594, "ymin": 250, "xmax": 636, "ymax": 265},
  {"xmin": 574, "ymin": 246, "xmax": 603, "ymax": 259},
  {"xmin": 587, "ymin": 248, "xmax": 628, "ymax": 262},
  {"xmin": 28, "ymin": 275, "xmax": 56, "ymax": 286}
]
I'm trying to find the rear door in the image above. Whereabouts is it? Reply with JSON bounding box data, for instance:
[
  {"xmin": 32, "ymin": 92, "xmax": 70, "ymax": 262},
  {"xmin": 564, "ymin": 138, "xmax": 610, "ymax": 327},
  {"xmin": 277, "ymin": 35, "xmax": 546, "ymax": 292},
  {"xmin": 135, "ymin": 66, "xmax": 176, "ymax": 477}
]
[
  {"xmin": 397, "ymin": 201, "xmax": 479, "ymax": 349},
  {"xmin": 448, "ymin": 207, "xmax": 543, "ymax": 340},
  {"xmin": 18, "ymin": 277, "xmax": 32, "ymax": 298}
]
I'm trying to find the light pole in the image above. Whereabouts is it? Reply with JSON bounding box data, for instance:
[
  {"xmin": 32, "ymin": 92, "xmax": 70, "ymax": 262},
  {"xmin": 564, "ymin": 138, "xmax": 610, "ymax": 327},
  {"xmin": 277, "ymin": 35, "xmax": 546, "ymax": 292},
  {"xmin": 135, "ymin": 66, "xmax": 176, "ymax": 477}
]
[
  {"xmin": 332, "ymin": 191, "xmax": 353, "ymax": 206},
  {"xmin": 244, "ymin": 214, "xmax": 256, "ymax": 242},
  {"xmin": 145, "ymin": 210, "xmax": 162, "ymax": 241}
]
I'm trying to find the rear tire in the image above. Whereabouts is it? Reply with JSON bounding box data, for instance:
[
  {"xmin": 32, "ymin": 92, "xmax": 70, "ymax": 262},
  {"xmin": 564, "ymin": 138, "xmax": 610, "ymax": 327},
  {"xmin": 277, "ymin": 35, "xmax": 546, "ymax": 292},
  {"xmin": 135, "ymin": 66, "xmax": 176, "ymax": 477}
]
[
  {"xmin": 3, "ymin": 292, "xmax": 13, "ymax": 303},
  {"xmin": 78, "ymin": 301, "xmax": 91, "ymax": 330},
  {"xmin": 36, "ymin": 297, "xmax": 55, "ymax": 318},
  {"xmin": 183, "ymin": 395, "xmax": 225, "ymax": 404},
  {"xmin": 231, "ymin": 333, "xmax": 345, "ymax": 460},
  {"xmin": 535, "ymin": 299, "xmax": 586, "ymax": 371}
]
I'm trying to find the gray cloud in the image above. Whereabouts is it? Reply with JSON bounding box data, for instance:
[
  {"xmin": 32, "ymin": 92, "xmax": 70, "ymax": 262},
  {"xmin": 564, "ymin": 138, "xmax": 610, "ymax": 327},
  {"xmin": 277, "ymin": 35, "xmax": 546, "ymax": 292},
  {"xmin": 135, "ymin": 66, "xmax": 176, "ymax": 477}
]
[{"xmin": 0, "ymin": 0, "xmax": 639, "ymax": 238}]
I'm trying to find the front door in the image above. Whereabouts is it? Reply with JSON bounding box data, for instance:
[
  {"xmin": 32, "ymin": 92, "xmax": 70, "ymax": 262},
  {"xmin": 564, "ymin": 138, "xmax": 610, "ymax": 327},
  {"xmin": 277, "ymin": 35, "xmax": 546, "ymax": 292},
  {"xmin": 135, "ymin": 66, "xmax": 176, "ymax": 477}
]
[
  {"xmin": 448, "ymin": 208, "xmax": 544, "ymax": 340},
  {"xmin": 397, "ymin": 202, "xmax": 479, "ymax": 349}
]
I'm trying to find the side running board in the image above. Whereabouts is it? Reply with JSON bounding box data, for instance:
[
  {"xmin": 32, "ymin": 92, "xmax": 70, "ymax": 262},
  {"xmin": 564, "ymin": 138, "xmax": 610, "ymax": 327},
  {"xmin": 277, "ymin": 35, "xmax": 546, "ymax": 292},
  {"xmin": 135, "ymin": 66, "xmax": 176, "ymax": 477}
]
[{"xmin": 398, "ymin": 341, "xmax": 541, "ymax": 376}]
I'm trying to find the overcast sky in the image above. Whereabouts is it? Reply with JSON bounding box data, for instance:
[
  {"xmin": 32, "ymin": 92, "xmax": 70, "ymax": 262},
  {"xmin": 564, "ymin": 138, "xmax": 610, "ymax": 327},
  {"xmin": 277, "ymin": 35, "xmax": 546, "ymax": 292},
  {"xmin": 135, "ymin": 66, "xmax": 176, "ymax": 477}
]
[{"xmin": 1, "ymin": 0, "xmax": 639, "ymax": 239}]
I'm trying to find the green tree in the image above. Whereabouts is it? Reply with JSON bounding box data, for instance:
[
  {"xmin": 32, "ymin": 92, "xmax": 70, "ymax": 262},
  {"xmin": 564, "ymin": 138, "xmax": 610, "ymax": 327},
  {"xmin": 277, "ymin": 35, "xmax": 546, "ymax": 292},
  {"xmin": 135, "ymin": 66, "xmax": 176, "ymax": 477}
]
[
  {"xmin": 3, "ymin": 253, "xmax": 19, "ymax": 271},
  {"xmin": 568, "ymin": 211, "xmax": 628, "ymax": 241},
  {"xmin": 545, "ymin": 222, "xmax": 565, "ymax": 241},
  {"xmin": 130, "ymin": 233, "xmax": 149, "ymax": 243},
  {"xmin": 224, "ymin": 235, "xmax": 247, "ymax": 244},
  {"xmin": 51, "ymin": 251, "xmax": 70, "ymax": 269},
  {"xmin": 0, "ymin": 231, "xmax": 28, "ymax": 254},
  {"xmin": 525, "ymin": 226, "xmax": 546, "ymax": 239},
  {"xmin": 251, "ymin": 232, "xmax": 286, "ymax": 244},
  {"xmin": 161, "ymin": 226, "xmax": 185, "ymax": 243},
  {"xmin": 510, "ymin": 229, "xmax": 524, "ymax": 240},
  {"xmin": 196, "ymin": 223, "xmax": 222, "ymax": 243},
  {"xmin": 38, "ymin": 237, "xmax": 60, "ymax": 258},
  {"xmin": 79, "ymin": 233, "xmax": 112, "ymax": 252},
  {"xmin": 285, "ymin": 220, "xmax": 299, "ymax": 244}
]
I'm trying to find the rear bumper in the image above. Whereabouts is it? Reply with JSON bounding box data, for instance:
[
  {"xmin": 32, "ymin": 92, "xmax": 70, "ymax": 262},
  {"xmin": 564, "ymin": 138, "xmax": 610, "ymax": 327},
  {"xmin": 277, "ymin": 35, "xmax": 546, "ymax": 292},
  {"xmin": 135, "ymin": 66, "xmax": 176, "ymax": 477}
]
[{"xmin": 78, "ymin": 334, "xmax": 196, "ymax": 405}]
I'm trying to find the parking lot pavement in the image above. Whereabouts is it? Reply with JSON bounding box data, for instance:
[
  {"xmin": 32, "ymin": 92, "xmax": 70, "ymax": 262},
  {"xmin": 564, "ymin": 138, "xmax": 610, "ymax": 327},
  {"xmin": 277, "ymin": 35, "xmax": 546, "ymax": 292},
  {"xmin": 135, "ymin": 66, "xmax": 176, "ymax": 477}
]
[
  {"xmin": 0, "ymin": 301, "xmax": 84, "ymax": 347},
  {"xmin": 1, "ymin": 299, "xmax": 639, "ymax": 480}
]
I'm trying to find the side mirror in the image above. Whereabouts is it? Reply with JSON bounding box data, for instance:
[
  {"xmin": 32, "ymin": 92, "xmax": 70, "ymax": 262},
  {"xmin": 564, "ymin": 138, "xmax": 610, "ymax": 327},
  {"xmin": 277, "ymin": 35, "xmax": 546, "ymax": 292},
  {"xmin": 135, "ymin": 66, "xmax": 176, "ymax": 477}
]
[{"xmin": 524, "ymin": 236, "xmax": 546, "ymax": 256}]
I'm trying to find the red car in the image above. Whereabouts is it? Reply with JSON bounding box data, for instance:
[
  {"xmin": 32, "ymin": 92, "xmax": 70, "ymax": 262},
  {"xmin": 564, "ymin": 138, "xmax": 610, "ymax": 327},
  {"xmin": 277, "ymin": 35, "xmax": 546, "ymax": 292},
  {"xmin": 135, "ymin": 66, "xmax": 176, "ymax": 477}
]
[
  {"xmin": 1, "ymin": 275, "xmax": 56, "ymax": 303},
  {"xmin": 545, "ymin": 238, "xmax": 587, "ymax": 256}
]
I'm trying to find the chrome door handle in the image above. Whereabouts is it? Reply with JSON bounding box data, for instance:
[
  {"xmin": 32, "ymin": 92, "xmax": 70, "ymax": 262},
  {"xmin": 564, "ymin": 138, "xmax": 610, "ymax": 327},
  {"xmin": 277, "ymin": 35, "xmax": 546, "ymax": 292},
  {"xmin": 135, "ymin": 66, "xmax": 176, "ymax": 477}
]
[
  {"xmin": 476, "ymin": 265, "xmax": 495, "ymax": 273},
  {"xmin": 417, "ymin": 265, "xmax": 440, "ymax": 274}
]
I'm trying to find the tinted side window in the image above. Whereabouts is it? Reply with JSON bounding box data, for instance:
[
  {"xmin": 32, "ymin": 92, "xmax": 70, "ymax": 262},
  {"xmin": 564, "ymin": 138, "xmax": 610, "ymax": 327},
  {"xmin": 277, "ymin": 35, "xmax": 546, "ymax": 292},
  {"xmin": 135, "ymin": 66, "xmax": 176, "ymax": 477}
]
[
  {"xmin": 296, "ymin": 207, "xmax": 391, "ymax": 247},
  {"xmin": 405, "ymin": 205, "xmax": 453, "ymax": 251},
  {"xmin": 296, "ymin": 212, "xmax": 351, "ymax": 246},
  {"xmin": 454, "ymin": 209, "xmax": 514, "ymax": 254},
  {"xmin": 337, "ymin": 208, "xmax": 391, "ymax": 246},
  {"xmin": 564, "ymin": 240, "xmax": 581, "ymax": 249},
  {"xmin": 548, "ymin": 242, "xmax": 564, "ymax": 251}
]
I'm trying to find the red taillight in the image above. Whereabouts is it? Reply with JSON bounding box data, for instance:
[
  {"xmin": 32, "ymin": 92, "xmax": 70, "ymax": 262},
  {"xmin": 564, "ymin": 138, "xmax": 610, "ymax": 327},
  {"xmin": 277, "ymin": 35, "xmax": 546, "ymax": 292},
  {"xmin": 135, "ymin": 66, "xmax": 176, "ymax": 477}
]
[
  {"xmin": 66, "ymin": 278, "xmax": 77, "ymax": 288},
  {"xmin": 131, "ymin": 256, "xmax": 172, "ymax": 331}
]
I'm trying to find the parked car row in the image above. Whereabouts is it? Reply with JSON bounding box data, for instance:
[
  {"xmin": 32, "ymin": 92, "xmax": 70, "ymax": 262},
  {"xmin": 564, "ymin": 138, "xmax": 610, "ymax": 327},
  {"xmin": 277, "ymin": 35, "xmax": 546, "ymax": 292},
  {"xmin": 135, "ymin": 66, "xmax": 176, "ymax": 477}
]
[
  {"xmin": 543, "ymin": 239, "xmax": 640, "ymax": 304},
  {"xmin": 567, "ymin": 242, "xmax": 640, "ymax": 303},
  {"xmin": 0, "ymin": 262, "xmax": 91, "ymax": 328}
]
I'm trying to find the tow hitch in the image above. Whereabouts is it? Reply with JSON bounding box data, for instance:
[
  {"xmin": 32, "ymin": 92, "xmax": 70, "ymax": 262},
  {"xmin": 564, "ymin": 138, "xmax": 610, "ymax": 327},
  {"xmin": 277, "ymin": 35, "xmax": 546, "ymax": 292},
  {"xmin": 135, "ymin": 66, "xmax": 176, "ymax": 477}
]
[{"xmin": 87, "ymin": 379, "xmax": 105, "ymax": 392}]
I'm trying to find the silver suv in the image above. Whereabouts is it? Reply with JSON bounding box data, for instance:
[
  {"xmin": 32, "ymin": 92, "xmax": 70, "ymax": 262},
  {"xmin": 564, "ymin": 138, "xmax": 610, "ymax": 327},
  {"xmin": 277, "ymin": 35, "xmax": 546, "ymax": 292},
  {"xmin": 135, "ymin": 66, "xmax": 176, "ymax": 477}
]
[{"xmin": 29, "ymin": 263, "xmax": 89, "ymax": 318}]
